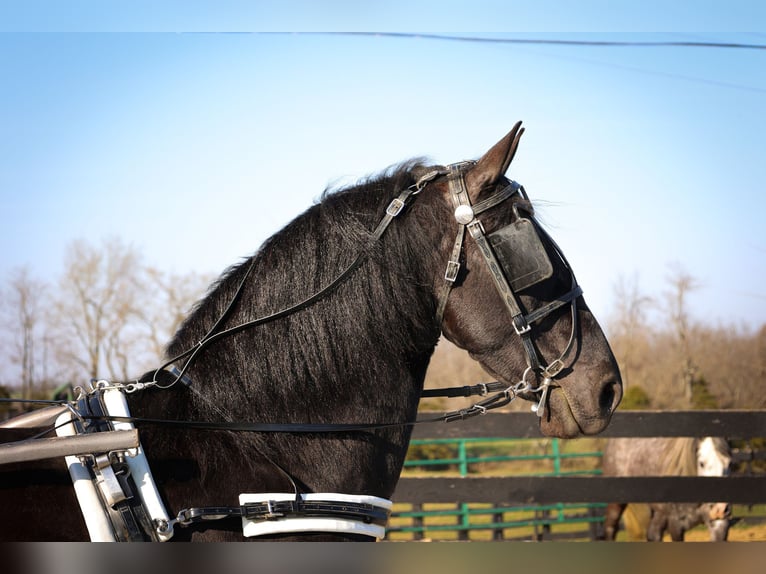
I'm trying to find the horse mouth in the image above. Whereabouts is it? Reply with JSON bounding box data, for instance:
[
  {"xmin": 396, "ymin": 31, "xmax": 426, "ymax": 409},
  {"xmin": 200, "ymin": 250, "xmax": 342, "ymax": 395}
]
[{"xmin": 534, "ymin": 381, "xmax": 620, "ymax": 438}]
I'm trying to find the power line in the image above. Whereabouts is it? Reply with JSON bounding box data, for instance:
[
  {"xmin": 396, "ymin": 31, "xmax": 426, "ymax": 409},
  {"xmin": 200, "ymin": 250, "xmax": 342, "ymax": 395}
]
[{"xmin": 330, "ymin": 32, "xmax": 766, "ymax": 51}]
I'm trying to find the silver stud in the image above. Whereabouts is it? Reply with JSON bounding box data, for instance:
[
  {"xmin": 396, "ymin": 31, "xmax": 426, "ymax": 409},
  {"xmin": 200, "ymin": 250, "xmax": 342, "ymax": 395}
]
[{"xmin": 454, "ymin": 204, "xmax": 475, "ymax": 225}]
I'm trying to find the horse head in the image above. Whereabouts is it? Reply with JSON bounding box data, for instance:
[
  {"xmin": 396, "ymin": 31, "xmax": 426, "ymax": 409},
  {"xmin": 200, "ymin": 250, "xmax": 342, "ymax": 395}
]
[
  {"xmin": 697, "ymin": 437, "xmax": 732, "ymax": 540},
  {"xmin": 434, "ymin": 123, "xmax": 623, "ymax": 437}
]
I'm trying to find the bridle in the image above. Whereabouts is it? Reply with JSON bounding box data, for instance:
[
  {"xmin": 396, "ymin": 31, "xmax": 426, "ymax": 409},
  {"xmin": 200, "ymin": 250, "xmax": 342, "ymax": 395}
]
[{"xmin": 433, "ymin": 162, "xmax": 583, "ymax": 417}]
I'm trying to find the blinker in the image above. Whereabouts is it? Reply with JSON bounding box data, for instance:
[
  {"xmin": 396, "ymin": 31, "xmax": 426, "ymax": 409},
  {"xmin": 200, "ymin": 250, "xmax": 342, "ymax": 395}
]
[{"xmin": 487, "ymin": 218, "xmax": 553, "ymax": 292}]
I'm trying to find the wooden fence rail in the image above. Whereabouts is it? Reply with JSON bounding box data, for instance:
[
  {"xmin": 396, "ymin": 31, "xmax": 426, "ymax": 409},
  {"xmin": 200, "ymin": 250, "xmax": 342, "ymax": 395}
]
[
  {"xmin": 393, "ymin": 476, "xmax": 763, "ymax": 505},
  {"xmin": 395, "ymin": 410, "xmax": 766, "ymax": 506},
  {"xmin": 408, "ymin": 409, "xmax": 765, "ymax": 440}
]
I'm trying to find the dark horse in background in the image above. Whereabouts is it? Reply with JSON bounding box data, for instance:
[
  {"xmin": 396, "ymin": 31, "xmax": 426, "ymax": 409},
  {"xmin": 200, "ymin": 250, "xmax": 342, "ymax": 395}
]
[{"xmin": 1, "ymin": 123, "xmax": 622, "ymax": 540}]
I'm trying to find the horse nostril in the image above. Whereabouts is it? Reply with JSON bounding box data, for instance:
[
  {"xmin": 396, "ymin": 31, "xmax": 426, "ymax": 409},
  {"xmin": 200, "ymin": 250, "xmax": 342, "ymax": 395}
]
[{"xmin": 599, "ymin": 380, "xmax": 621, "ymax": 414}]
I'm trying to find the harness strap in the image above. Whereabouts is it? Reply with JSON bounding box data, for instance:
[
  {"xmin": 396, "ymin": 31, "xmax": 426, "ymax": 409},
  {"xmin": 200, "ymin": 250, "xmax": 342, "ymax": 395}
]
[
  {"xmin": 472, "ymin": 180, "xmax": 522, "ymax": 215},
  {"xmin": 157, "ymin": 494, "xmax": 392, "ymax": 540},
  {"xmin": 421, "ymin": 381, "xmax": 507, "ymax": 398},
  {"xmin": 243, "ymin": 499, "xmax": 389, "ymax": 526}
]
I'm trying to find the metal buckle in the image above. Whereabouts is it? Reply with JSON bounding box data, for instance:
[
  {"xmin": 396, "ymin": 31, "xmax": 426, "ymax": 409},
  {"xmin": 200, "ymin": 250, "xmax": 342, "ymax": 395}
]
[
  {"xmin": 466, "ymin": 220, "xmax": 485, "ymax": 239},
  {"xmin": 264, "ymin": 500, "xmax": 285, "ymax": 520},
  {"xmin": 544, "ymin": 359, "xmax": 565, "ymax": 378},
  {"xmin": 444, "ymin": 260, "xmax": 460, "ymax": 282},
  {"xmin": 513, "ymin": 316, "xmax": 532, "ymax": 336},
  {"xmin": 386, "ymin": 198, "xmax": 405, "ymax": 217}
]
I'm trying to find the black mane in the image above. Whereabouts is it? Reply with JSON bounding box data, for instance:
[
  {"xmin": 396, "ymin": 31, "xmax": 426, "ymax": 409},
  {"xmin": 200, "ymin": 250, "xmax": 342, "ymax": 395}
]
[{"xmin": 157, "ymin": 160, "xmax": 450, "ymax": 494}]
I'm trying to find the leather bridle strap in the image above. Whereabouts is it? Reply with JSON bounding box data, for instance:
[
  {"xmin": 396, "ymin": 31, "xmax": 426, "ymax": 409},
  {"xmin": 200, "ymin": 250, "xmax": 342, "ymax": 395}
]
[
  {"xmin": 435, "ymin": 163, "xmax": 522, "ymax": 326},
  {"xmin": 438, "ymin": 164, "xmax": 542, "ymax": 369},
  {"xmin": 435, "ymin": 162, "xmax": 473, "ymax": 325},
  {"xmin": 438, "ymin": 164, "xmax": 583, "ymax": 411}
]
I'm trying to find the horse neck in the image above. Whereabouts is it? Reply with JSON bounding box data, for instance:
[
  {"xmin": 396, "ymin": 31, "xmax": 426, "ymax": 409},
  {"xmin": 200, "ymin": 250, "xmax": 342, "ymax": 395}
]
[
  {"xmin": 661, "ymin": 437, "xmax": 699, "ymax": 476},
  {"xmin": 163, "ymin": 179, "xmax": 446, "ymax": 427}
]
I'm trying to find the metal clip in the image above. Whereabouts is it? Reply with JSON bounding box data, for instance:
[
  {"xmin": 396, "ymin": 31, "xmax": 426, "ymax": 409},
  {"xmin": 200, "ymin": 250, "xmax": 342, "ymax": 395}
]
[
  {"xmin": 531, "ymin": 378, "xmax": 553, "ymax": 418},
  {"xmin": 123, "ymin": 381, "xmax": 154, "ymax": 393},
  {"xmin": 175, "ymin": 508, "xmax": 194, "ymax": 526},
  {"xmin": 412, "ymin": 168, "xmax": 447, "ymax": 192}
]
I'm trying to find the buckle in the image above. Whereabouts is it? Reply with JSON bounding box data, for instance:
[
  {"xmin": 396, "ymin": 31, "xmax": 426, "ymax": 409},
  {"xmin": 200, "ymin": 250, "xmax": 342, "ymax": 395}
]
[
  {"xmin": 264, "ymin": 500, "xmax": 285, "ymax": 520},
  {"xmin": 386, "ymin": 198, "xmax": 405, "ymax": 217},
  {"xmin": 513, "ymin": 316, "xmax": 532, "ymax": 336},
  {"xmin": 466, "ymin": 220, "xmax": 485, "ymax": 238},
  {"xmin": 544, "ymin": 359, "xmax": 564, "ymax": 378},
  {"xmin": 444, "ymin": 260, "xmax": 460, "ymax": 282}
]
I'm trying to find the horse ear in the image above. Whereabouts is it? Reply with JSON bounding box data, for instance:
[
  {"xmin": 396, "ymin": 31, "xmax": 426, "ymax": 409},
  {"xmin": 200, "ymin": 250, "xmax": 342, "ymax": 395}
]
[{"xmin": 465, "ymin": 121, "xmax": 524, "ymax": 198}]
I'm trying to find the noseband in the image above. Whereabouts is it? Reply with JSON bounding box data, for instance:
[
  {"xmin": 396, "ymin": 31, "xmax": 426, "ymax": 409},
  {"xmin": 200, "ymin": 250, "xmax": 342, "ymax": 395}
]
[{"xmin": 430, "ymin": 162, "xmax": 583, "ymax": 416}]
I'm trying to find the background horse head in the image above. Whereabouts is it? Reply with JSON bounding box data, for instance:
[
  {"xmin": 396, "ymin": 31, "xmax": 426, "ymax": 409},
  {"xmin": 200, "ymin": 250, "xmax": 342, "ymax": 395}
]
[
  {"xmin": 601, "ymin": 436, "xmax": 732, "ymax": 541},
  {"xmin": 1, "ymin": 123, "xmax": 622, "ymax": 541},
  {"xmin": 693, "ymin": 437, "xmax": 732, "ymax": 541}
]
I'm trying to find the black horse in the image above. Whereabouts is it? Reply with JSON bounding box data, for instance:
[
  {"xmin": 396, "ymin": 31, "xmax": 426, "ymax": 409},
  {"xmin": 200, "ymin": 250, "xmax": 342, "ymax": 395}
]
[{"xmin": 1, "ymin": 123, "xmax": 622, "ymax": 541}]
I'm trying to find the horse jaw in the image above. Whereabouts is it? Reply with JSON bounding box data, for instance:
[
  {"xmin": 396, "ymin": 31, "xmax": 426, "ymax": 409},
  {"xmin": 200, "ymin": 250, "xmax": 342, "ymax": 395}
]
[
  {"xmin": 531, "ymin": 383, "xmax": 618, "ymax": 438},
  {"xmin": 477, "ymin": 359, "xmax": 621, "ymax": 439}
]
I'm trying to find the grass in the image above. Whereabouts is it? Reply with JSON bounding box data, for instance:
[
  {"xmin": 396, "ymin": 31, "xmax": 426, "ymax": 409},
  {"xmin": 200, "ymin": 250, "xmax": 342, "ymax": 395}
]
[{"xmin": 386, "ymin": 502, "xmax": 604, "ymax": 541}]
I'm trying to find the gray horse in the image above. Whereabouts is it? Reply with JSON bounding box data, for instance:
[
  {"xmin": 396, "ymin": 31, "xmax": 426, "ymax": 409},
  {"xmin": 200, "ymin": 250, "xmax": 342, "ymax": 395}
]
[{"xmin": 600, "ymin": 437, "xmax": 731, "ymax": 541}]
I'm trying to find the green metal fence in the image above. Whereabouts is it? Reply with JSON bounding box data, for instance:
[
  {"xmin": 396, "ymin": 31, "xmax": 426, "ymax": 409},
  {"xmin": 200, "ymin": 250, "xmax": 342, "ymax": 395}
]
[
  {"xmin": 402, "ymin": 436, "xmax": 602, "ymax": 477},
  {"xmin": 387, "ymin": 437, "xmax": 606, "ymax": 540}
]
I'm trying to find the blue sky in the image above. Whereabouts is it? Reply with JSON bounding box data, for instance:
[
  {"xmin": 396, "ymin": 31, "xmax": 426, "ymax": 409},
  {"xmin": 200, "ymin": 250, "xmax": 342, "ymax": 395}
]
[{"xmin": 1, "ymin": 3, "xmax": 765, "ymax": 332}]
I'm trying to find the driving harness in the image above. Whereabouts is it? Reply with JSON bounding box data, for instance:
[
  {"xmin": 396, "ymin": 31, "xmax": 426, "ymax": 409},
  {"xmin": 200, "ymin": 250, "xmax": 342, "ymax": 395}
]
[{"xmin": 43, "ymin": 160, "xmax": 585, "ymax": 541}]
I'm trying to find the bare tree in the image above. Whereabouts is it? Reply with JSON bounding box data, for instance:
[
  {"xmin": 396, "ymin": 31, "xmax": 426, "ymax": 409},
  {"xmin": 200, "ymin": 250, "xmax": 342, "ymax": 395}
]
[
  {"xmin": 51, "ymin": 237, "xmax": 147, "ymax": 381},
  {"xmin": 47, "ymin": 237, "xmax": 216, "ymax": 383},
  {"xmin": 2, "ymin": 267, "xmax": 47, "ymax": 398},
  {"xmin": 142, "ymin": 267, "xmax": 213, "ymax": 361},
  {"xmin": 609, "ymin": 273, "xmax": 654, "ymax": 389},
  {"xmin": 664, "ymin": 263, "xmax": 701, "ymax": 407}
]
